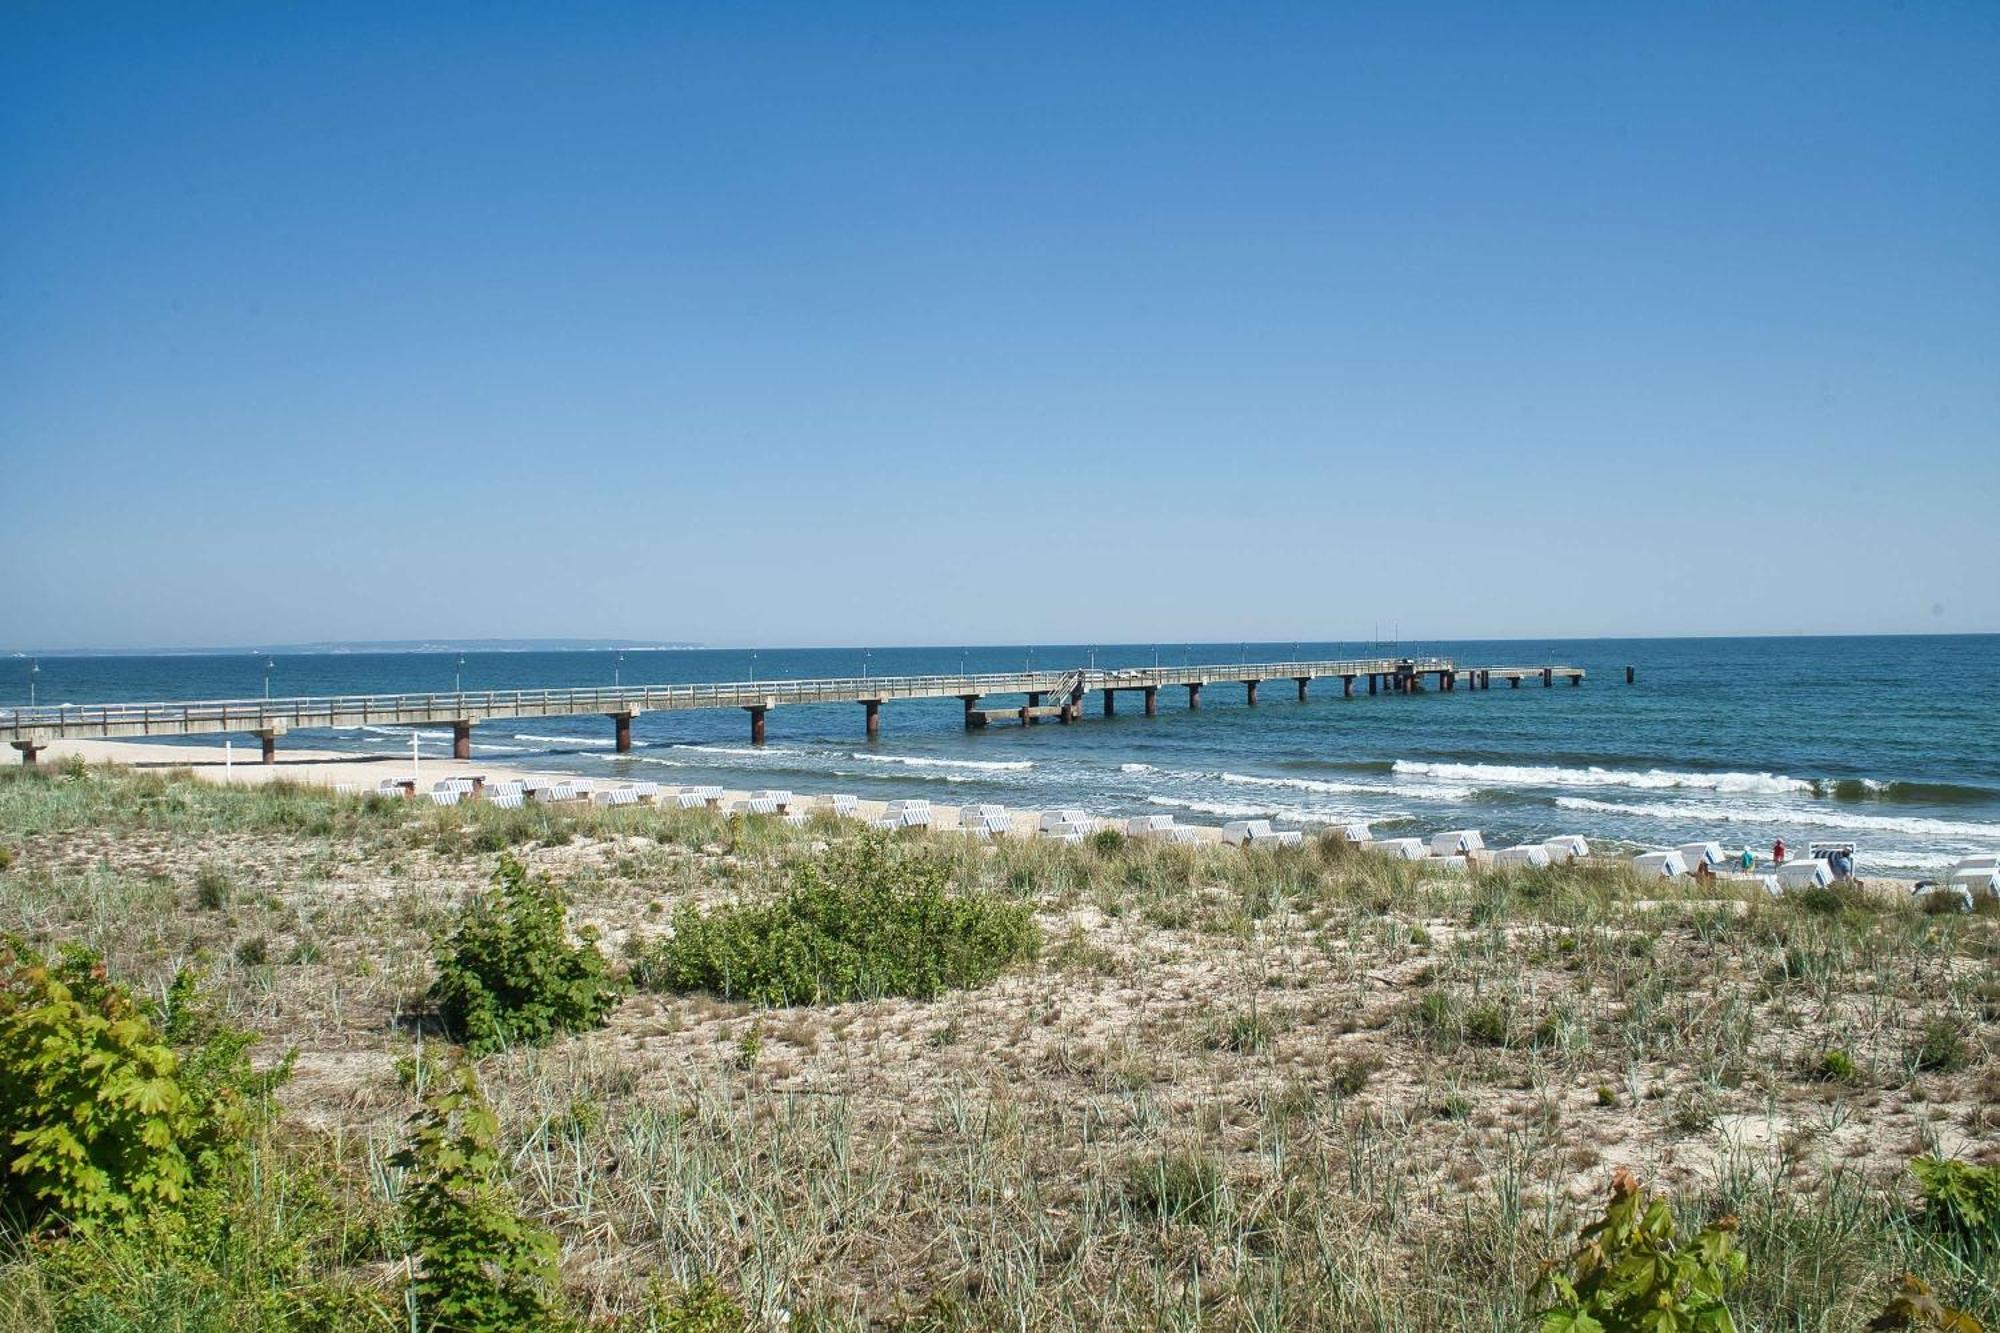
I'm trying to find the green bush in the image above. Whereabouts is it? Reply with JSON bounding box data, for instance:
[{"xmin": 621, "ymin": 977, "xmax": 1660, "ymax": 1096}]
[
  {"xmin": 1911, "ymin": 1017, "xmax": 1971, "ymax": 1074},
  {"xmin": 393, "ymin": 1064, "xmax": 567, "ymax": 1331},
  {"xmin": 1127, "ymin": 1151, "xmax": 1228, "ymax": 1226},
  {"xmin": 632, "ymin": 836, "xmax": 1039, "ymax": 1006},
  {"xmin": 193, "ymin": 865, "xmax": 232, "ymax": 911},
  {"xmin": 1532, "ymin": 1168, "xmax": 1742, "ymax": 1332},
  {"xmin": 428, "ymin": 854, "xmax": 624, "ymax": 1054},
  {"xmin": 1911, "ymin": 1156, "xmax": 2000, "ymax": 1249},
  {"xmin": 0, "ymin": 940, "xmax": 270, "ymax": 1233}
]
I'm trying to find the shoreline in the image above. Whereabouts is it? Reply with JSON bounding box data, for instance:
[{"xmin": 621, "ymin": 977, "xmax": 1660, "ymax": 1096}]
[{"xmin": 28, "ymin": 737, "xmax": 1937, "ymax": 890}]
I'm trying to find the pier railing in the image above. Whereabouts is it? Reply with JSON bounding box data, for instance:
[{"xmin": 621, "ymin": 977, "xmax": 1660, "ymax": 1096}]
[{"xmin": 0, "ymin": 657, "xmax": 1460, "ymax": 743}]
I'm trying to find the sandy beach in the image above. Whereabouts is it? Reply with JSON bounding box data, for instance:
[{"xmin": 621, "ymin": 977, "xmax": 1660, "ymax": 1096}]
[{"xmin": 36, "ymin": 736, "xmax": 1234, "ymax": 844}]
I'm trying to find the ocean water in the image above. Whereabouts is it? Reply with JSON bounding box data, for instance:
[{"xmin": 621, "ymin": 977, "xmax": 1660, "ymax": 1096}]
[{"xmin": 8, "ymin": 637, "xmax": 1998, "ymax": 875}]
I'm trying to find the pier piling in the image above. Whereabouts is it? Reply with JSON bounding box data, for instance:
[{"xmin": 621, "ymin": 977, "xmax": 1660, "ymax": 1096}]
[
  {"xmin": 1244, "ymin": 679, "xmax": 1260, "ymax": 706},
  {"xmin": 1143, "ymin": 685, "xmax": 1158, "ymax": 716},
  {"xmin": 1187, "ymin": 683, "xmax": 1202, "ymax": 709},
  {"xmin": 453, "ymin": 720, "xmax": 473, "ymax": 761},
  {"xmin": 1295, "ymin": 676, "xmax": 1309, "ymax": 701},
  {"xmin": 12, "ymin": 741, "xmax": 41, "ymax": 766},
  {"xmin": 747, "ymin": 706, "xmax": 767, "ymax": 745},
  {"xmin": 1102, "ymin": 689, "xmax": 1116, "ymax": 717},
  {"xmin": 863, "ymin": 699, "xmax": 881, "ymax": 738}
]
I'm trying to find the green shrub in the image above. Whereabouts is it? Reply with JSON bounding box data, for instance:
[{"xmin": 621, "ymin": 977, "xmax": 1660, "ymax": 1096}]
[
  {"xmin": 631, "ymin": 1275, "xmax": 746, "ymax": 1332},
  {"xmin": 193, "ymin": 864, "xmax": 232, "ymax": 911},
  {"xmin": 0, "ymin": 843, "xmax": 14, "ymax": 871},
  {"xmin": 1208, "ymin": 1008, "xmax": 1274, "ymax": 1054},
  {"xmin": 0, "ymin": 940, "xmax": 270, "ymax": 1233},
  {"xmin": 1814, "ymin": 1048, "xmax": 1860, "ymax": 1084},
  {"xmin": 428, "ymin": 853, "xmax": 624, "ymax": 1054},
  {"xmin": 1127, "ymin": 1151, "xmax": 1227, "ymax": 1225},
  {"xmin": 1465, "ymin": 999, "xmax": 1510, "ymax": 1046},
  {"xmin": 393, "ymin": 1064, "xmax": 567, "ymax": 1330},
  {"xmin": 1910, "ymin": 1017, "xmax": 1971, "ymax": 1074},
  {"xmin": 1089, "ymin": 828, "xmax": 1126, "ymax": 855},
  {"xmin": 1532, "ymin": 1167, "xmax": 1742, "ymax": 1332},
  {"xmin": 1911, "ymin": 1156, "xmax": 2000, "ymax": 1249},
  {"xmin": 633, "ymin": 836, "xmax": 1039, "ymax": 1006}
]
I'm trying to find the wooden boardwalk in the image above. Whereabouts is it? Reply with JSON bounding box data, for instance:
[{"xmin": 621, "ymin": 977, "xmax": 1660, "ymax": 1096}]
[{"xmin": 1, "ymin": 656, "xmax": 1585, "ymax": 763}]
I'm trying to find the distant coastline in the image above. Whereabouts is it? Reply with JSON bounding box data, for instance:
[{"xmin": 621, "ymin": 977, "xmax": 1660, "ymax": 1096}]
[{"xmin": 7, "ymin": 639, "xmax": 703, "ymax": 658}]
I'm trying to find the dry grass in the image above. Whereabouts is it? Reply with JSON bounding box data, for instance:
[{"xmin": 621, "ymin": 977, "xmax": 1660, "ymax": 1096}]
[{"xmin": 1, "ymin": 762, "xmax": 1995, "ymax": 1329}]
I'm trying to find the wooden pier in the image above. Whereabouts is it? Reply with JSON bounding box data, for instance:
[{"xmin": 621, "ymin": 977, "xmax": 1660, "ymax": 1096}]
[{"xmin": 0, "ymin": 656, "xmax": 1585, "ymax": 763}]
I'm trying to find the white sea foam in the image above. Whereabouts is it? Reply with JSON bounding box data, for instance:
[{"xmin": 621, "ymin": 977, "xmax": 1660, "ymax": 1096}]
[
  {"xmin": 1120, "ymin": 763, "xmax": 1157, "ymax": 773},
  {"xmin": 1148, "ymin": 796, "xmax": 1288, "ymax": 819},
  {"xmin": 829, "ymin": 767, "xmax": 977, "ymax": 784},
  {"xmin": 1395, "ymin": 760, "xmax": 1815, "ymax": 796},
  {"xmin": 1221, "ymin": 771, "xmax": 1475, "ymax": 802},
  {"xmin": 1552, "ymin": 796, "xmax": 2000, "ymax": 841},
  {"xmin": 846, "ymin": 753, "xmax": 1032, "ymax": 772},
  {"xmin": 514, "ymin": 733, "xmax": 618, "ymax": 748},
  {"xmin": 671, "ymin": 744, "xmax": 799, "ymax": 758}
]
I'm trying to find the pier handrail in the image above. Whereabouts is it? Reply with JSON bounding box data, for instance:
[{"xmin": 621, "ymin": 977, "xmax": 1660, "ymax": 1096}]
[{"xmin": 0, "ymin": 656, "xmax": 1471, "ymax": 741}]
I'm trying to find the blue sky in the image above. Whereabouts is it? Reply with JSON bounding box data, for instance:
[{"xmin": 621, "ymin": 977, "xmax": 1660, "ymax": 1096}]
[{"xmin": 3, "ymin": 2, "xmax": 1995, "ymax": 650}]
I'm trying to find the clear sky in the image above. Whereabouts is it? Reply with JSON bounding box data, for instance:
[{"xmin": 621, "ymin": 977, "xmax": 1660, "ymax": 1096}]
[{"xmin": 3, "ymin": 2, "xmax": 1995, "ymax": 651}]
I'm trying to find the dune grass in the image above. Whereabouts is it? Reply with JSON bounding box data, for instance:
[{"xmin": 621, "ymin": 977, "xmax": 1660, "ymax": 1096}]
[{"xmin": 0, "ymin": 762, "xmax": 1994, "ymax": 1329}]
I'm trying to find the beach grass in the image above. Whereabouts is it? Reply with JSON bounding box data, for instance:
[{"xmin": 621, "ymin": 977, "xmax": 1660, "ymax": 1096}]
[{"xmin": 0, "ymin": 762, "xmax": 1995, "ymax": 1329}]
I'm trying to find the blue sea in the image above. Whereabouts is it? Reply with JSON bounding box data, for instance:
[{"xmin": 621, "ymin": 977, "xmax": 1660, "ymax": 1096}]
[{"xmin": 8, "ymin": 637, "xmax": 1998, "ymax": 876}]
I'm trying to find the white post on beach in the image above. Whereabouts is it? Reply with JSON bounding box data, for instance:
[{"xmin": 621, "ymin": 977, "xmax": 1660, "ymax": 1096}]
[
  {"xmin": 224, "ymin": 739, "xmax": 232, "ymax": 776},
  {"xmin": 412, "ymin": 731, "xmax": 420, "ymax": 788}
]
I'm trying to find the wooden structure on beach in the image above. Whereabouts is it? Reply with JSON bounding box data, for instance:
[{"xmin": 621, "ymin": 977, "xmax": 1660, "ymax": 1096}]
[{"xmin": 1, "ymin": 656, "xmax": 1585, "ymax": 763}]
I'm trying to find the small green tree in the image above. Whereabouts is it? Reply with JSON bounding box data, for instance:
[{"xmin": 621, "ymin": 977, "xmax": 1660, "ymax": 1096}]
[
  {"xmin": 1532, "ymin": 1167, "xmax": 1743, "ymax": 1333},
  {"xmin": 394, "ymin": 1063, "xmax": 566, "ymax": 1332},
  {"xmin": 428, "ymin": 854, "xmax": 624, "ymax": 1054},
  {"xmin": 0, "ymin": 939, "xmax": 266, "ymax": 1233}
]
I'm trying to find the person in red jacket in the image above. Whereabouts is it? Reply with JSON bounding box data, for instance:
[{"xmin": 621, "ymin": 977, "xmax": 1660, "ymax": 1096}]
[{"xmin": 1772, "ymin": 837, "xmax": 1788, "ymax": 865}]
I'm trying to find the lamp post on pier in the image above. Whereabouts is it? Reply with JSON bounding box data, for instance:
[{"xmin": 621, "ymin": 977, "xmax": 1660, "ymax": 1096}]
[
  {"xmin": 28, "ymin": 658, "xmax": 37, "ymax": 707},
  {"xmin": 614, "ymin": 652, "xmax": 624, "ymax": 689},
  {"xmin": 750, "ymin": 651, "xmax": 757, "ymax": 685},
  {"xmin": 862, "ymin": 649, "xmax": 871, "ymax": 680},
  {"xmin": 264, "ymin": 657, "xmax": 274, "ymax": 700},
  {"xmin": 455, "ymin": 654, "xmax": 464, "ymax": 694}
]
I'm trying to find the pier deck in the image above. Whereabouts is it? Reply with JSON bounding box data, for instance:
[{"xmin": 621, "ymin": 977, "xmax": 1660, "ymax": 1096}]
[{"xmin": 1, "ymin": 656, "xmax": 1584, "ymax": 763}]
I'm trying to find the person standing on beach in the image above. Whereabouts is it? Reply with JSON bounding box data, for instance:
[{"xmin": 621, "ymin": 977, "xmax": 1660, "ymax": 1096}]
[{"xmin": 1772, "ymin": 838, "xmax": 1788, "ymax": 865}]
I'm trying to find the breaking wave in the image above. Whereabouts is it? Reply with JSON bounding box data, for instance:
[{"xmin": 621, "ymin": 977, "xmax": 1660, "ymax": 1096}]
[
  {"xmin": 1395, "ymin": 760, "xmax": 1813, "ymax": 796},
  {"xmin": 846, "ymin": 753, "xmax": 1032, "ymax": 772},
  {"xmin": 513, "ymin": 733, "xmax": 618, "ymax": 748},
  {"xmin": 1552, "ymin": 796, "xmax": 2000, "ymax": 841},
  {"xmin": 1222, "ymin": 771, "xmax": 1475, "ymax": 802}
]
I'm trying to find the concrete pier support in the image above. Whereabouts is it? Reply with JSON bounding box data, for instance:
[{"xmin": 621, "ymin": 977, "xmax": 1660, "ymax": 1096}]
[
  {"xmin": 1511, "ymin": 676, "xmax": 1520, "ymax": 688},
  {"xmin": 1542, "ymin": 667, "xmax": 1553, "ymax": 688},
  {"xmin": 747, "ymin": 706, "xmax": 767, "ymax": 745},
  {"xmin": 1186, "ymin": 683, "xmax": 1202, "ymax": 709},
  {"xmin": 258, "ymin": 731, "xmax": 278, "ymax": 764},
  {"xmin": 609, "ymin": 712, "xmax": 635, "ymax": 753},
  {"xmin": 1295, "ymin": 676, "xmax": 1310, "ymax": 702},
  {"xmin": 1626, "ymin": 665, "xmax": 1635, "ymax": 685},
  {"xmin": 1368, "ymin": 674, "xmax": 1378, "ymax": 696},
  {"xmin": 452, "ymin": 720, "xmax": 473, "ymax": 761},
  {"xmin": 1343, "ymin": 675, "xmax": 1355, "ymax": 698},
  {"xmin": 961, "ymin": 695, "xmax": 981, "ymax": 729},
  {"xmin": 12, "ymin": 741, "xmax": 43, "ymax": 766},
  {"xmin": 1143, "ymin": 686, "xmax": 1158, "ymax": 717},
  {"xmin": 1025, "ymin": 691, "xmax": 1042, "ymax": 726},
  {"xmin": 1570, "ymin": 673, "xmax": 1583, "ymax": 686},
  {"xmin": 1102, "ymin": 689, "xmax": 1116, "ymax": 717},
  {"xmin": 1244, "ymin": 679, "xmax": 1260, "ymax": 706},
  {"xmin": 863, "ymin": 699, "xmax": 881, "ymax": 738}
]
